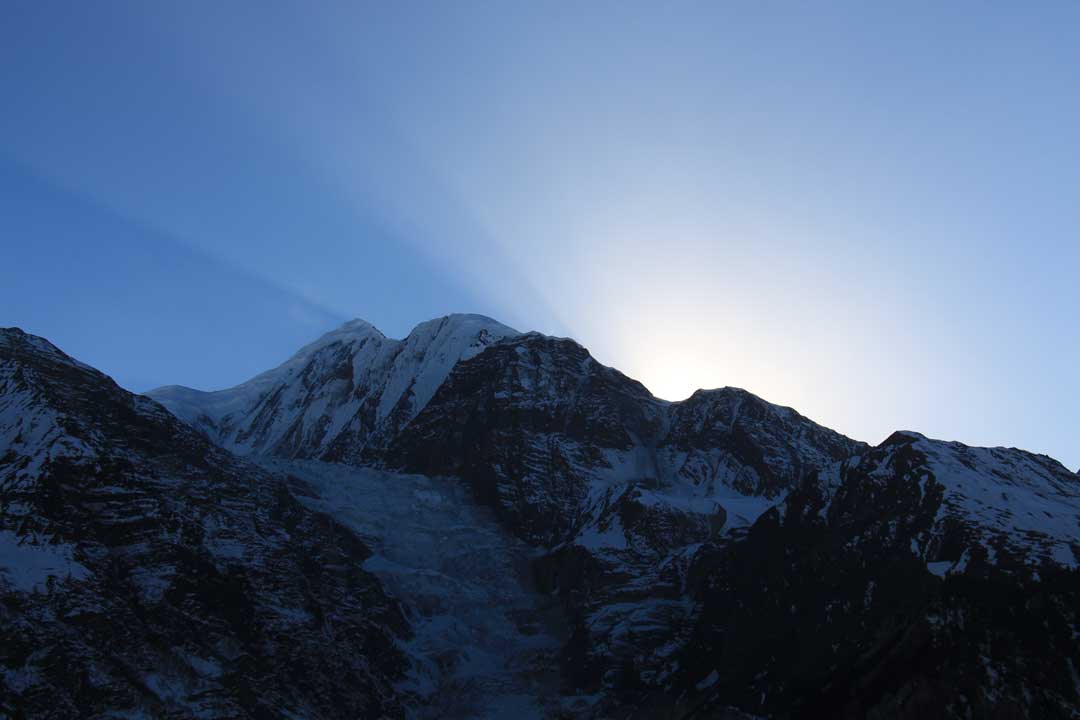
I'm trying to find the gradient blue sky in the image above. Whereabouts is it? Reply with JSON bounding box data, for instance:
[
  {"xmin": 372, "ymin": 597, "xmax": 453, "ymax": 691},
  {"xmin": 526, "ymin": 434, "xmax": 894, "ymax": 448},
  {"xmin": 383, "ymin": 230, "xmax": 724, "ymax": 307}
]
[{"xmin": 2, "ymin": 2, "xmax": 1077, "ymax": 469}]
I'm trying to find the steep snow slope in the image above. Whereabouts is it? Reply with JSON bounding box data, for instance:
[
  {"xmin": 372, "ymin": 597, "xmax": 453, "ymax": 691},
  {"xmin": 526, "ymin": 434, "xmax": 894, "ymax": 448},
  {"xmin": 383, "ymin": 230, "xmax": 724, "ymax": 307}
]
[
  {"xmin": 0, "ymin": 328, "xmax": 409, "ymax": 718},
  {"xmin": 149, "ymin": 314, "xmax": 518, "ymax": 460}
]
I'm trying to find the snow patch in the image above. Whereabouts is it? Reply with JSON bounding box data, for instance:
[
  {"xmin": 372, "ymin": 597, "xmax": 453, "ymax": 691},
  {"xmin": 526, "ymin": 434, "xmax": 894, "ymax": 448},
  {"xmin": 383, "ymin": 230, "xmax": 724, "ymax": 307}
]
[{"xmin": 0, "ymin": 531, "xmax": 89, "ymax": 592}]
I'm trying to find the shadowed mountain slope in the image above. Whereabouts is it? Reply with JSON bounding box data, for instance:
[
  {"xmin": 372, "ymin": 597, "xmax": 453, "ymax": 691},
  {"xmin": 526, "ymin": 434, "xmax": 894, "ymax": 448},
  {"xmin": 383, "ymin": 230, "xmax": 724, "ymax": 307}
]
[{"xmin": 0, "ymin": 328, "xmax": 408, "ymax": 718}]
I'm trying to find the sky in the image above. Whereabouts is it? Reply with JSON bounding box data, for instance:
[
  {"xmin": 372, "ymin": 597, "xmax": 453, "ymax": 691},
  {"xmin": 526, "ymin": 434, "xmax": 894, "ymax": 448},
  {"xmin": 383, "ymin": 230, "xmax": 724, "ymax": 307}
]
[{"xmin": 1, "ymin": 2, "xmax": 1077, "ymax": 470}]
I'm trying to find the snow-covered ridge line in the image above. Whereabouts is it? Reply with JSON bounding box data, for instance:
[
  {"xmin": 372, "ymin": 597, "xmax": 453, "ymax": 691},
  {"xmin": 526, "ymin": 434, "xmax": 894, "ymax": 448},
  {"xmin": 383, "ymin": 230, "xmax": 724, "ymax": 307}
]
[
  {"xmin": 888, "ymin": 429, "xmax": 1077, "ymax": 473},
  {"xmin": 147, "ymin": 313, "xmax": 520, "ymax": 460},
  {"xmin": 829, "ymin": 430, "xmax": 1080, "ymax": 572},
  {"xmin": 908, "ymin": 431, "xmax": 1080, "ymax": 567},
  {"xmin": 147, "ymin": 312, "xmax": 1079, "ymax": 482},
  {"xmin": 142, "ymin": 312, "xmax": 1080, "ymax": 572}
]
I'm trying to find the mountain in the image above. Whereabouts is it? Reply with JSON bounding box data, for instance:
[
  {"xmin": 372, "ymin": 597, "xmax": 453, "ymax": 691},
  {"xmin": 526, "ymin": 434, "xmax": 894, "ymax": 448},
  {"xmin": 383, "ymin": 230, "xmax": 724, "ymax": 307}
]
[
  {"xmin": 656, "ymin": 431, "xmax": 1080, "ymax": 719},
  {"xmin": 147, "ymin": 314, "xmax": 517, "ymax": 463},
  {"xmin": 846, "ymin": 431, "xmax": 1080, "ymax": 571},
  {"xmin": 378, "ymin": 330, "xmax": 873, "ymax": 709},
  {"xmin": 13, "ymin": 315, "xmax": 1080, "ymax": 719},
  {"xmin": 385, "ymin": 331, "xmax": 865, "ymax": 544},
  {"xmin": 152, "ymin": 321, "xmax": 885, "ymax": 715},
  {"xmin": 0, "ymin": 328, "xmax": 408, "ymax": 718}
]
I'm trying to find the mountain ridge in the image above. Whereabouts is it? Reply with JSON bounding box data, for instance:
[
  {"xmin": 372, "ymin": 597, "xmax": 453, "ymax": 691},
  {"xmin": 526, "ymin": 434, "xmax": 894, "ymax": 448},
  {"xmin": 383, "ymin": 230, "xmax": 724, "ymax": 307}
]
[
  {"xmin": 149, "ymin": 315, "xmax": 1077, "ymax": 474},
  {"xmin": 6, "ymin": 319, "xmax": 1080, "ymax": 718},
  {"xmin": 147, "ymin": 313, "xmax": 519, "ymax": 461}
]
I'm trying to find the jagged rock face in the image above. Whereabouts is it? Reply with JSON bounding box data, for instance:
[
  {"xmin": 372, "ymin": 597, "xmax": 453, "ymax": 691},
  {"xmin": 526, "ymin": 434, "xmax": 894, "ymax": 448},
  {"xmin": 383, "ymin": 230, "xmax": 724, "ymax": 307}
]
[
  {"xmin": 0, "ymin": 329, "xmax": 408, "ymax": 719},
  {"xmin": 631, "ymin": 433, "xmax": 1080, "ymax": 719},
  {"xmin": 384, "ymin": 332, "xmax": 665, "ymax": 546},
  {"xmin": 382, "ymin": 332, "xmax": 869, "ymax": 708},
  {"xmin": 386, "ymin": 333, "xmax": 865, "ymax": 550},
  {"xmin": 148, "ymin": 314, "xmax": 518, "ymax": 462},
  {"xmin": 859, "ymin": 431, "xmax": 1080, "ymax": 571},
  {"xmin": 662, "ymin": 388, "xmax": 867, "ymax": 498}
]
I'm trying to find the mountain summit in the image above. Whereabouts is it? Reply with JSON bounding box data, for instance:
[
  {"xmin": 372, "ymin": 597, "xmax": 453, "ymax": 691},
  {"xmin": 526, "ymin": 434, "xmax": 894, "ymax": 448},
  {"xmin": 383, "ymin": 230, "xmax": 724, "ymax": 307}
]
[{"xmin": 148, "ymin": 313, "xmax": 518, "ymax": 461}]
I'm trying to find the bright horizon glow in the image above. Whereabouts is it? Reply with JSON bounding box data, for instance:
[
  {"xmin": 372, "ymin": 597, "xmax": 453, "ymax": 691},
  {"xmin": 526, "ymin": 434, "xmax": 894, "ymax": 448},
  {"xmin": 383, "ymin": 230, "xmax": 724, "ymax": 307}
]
[{"xmin": 1, "ymin": 3, "xmax": 1078, "ymax": 470}]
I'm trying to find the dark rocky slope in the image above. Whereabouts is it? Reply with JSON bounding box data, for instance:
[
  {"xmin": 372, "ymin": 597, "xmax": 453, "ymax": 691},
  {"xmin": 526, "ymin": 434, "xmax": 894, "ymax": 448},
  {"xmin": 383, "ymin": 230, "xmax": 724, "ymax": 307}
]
[
  {"xmin": 384, "ymin": 331, "xmax": 864, "ymax": 546},
  {"xmin": 0, "ymin": 328, "xmax": 408, "ymax": 718},
  {"xmin": 636, "ymin": 433, "xmax": 1080, "ymax": 719}
]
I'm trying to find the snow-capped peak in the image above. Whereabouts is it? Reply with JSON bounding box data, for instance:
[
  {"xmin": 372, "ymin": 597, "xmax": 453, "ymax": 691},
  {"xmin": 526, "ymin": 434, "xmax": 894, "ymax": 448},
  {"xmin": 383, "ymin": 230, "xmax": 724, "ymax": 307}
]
[
  {"xmin": 379, "ymin": 314, "xmax": 518, "ymax": 418},
  {"xmin": 291, "ymin": 317, "xmax": 386, "ymax": 355},
  {"xmin": 148, "ymin": 313, "xmax": 519, "ymax": 460}
]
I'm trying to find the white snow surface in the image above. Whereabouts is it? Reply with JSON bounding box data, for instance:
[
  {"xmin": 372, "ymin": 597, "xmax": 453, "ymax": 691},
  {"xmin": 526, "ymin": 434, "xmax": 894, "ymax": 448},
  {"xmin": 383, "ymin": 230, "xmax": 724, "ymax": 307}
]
[
  {"xmin": 0, "ymin": 530, "xmax": 89, "ymax": 592},
  {"xmin": 149, "ymin": 314, "xmax": 518, "ymax": 458},
  {"xmin": 266, "ymin": 459, "xmax": 564, "ymax": 720},
  {"xmin": 898, "ymin": 432, "xmax": 1080, "ymax": 569}
]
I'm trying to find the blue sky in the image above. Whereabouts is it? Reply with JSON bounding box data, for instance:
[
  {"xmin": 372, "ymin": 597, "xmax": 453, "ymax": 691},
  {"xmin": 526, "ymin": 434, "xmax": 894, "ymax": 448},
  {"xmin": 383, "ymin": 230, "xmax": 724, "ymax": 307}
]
[{"xmin": 1, "ymin": 2, "xmax": 1077, "ymax": 469}]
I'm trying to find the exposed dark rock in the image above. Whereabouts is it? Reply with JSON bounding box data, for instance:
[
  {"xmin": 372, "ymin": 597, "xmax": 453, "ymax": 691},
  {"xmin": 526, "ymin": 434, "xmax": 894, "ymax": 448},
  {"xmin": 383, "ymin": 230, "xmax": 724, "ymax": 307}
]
[
  {"xmin": 0, "ymin": 328, "xmax": 409, "ymax": 718},
  {"xmin": 645, "ymin": 439, "xmax": 1080, "ymax": 719}
]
